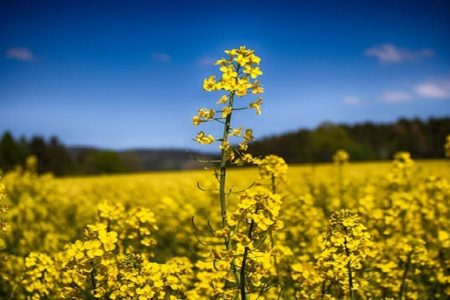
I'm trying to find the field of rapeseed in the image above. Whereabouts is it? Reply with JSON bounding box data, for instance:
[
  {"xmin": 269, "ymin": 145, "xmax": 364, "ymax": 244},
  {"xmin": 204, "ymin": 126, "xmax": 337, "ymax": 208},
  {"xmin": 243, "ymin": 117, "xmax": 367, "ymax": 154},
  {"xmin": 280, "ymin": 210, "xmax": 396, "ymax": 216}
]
[
  {"xmin": 0, "ymin": 157, "xmax": 449, "ymax": 299},
  {"xmin": 1, "ymin": 47, "xmax": 450, "ymax": 299}
]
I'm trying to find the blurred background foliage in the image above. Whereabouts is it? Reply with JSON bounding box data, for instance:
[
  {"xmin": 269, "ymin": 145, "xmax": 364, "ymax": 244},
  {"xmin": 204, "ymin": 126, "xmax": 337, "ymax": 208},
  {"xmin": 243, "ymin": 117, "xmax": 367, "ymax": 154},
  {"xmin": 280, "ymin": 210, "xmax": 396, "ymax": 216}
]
[{"xmin": 1, "ymin": 117, "xmax": 449, "ymax": 176}]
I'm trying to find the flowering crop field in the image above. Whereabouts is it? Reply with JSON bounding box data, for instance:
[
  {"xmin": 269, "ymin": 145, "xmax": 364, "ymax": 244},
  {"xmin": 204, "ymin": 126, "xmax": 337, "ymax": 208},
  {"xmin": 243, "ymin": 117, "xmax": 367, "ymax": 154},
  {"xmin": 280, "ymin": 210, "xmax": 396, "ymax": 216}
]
[{"xmin": 1, "ymin": 158, "xmax": 449, "ymax": 299}]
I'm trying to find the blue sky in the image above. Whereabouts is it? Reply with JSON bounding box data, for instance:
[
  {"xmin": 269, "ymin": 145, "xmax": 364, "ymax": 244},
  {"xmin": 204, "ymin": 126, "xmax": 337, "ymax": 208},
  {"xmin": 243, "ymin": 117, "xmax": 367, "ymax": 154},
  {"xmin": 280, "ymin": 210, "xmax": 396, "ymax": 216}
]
[{"xmin": 1, "ymin": 0, "xmax": 449, "ymax": 150}]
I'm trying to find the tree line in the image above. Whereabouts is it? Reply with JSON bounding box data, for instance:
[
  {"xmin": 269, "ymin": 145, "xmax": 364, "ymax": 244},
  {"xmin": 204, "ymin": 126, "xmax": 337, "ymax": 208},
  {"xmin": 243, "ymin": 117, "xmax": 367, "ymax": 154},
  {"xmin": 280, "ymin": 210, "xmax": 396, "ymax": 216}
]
[
  {"xmin": 248, "ymin": 117, "xmax": 450, "ymax": 163},
  {"xmin": 0, "ymin": 133, "xmax": 214, "ymax": 176},
  {"xmin": 0, "ymin": 133, "xmax": 126, "ymax": 176},
  {"xmin": 1, "ymin": 117, "xmax": 449, "ymax": 176}
]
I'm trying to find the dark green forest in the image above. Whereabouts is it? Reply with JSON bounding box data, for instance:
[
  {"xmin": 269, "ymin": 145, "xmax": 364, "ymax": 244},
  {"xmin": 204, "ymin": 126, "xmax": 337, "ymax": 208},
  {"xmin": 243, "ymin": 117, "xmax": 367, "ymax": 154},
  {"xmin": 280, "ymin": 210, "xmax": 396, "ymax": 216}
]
[
  {"xmin": 248, "ymin": 117, "xmax": 450, "ymax": 163},
  {"xmin": 0, "ymin": 132, "xmax": 214, "ymax": 176},
  {"xmin": 0, "ymin": 117, "xmax": 449, "ymax": 176}
]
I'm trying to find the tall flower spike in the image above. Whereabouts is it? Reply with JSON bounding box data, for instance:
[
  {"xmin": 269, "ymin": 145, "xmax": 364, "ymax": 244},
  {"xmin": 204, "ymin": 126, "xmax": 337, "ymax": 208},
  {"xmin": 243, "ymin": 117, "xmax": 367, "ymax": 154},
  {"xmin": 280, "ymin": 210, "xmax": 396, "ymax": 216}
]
[{"xmin": 191, "ymin": 47, "xmax": 264, "ymax": 299}]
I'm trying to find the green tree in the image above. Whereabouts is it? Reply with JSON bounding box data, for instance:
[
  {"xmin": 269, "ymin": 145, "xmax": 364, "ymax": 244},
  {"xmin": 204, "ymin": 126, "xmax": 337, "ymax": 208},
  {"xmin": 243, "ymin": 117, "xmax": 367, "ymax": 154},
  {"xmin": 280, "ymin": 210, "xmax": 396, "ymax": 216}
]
[{"xmin": 0, "ymin": 131, "xmax": 24, "ymax": 171}]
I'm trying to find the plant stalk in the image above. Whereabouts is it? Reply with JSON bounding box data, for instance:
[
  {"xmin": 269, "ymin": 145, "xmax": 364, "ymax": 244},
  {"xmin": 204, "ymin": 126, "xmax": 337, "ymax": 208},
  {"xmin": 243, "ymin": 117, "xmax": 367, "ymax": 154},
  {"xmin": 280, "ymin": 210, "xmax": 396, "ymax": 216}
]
[
  {"xmin": 218, "ymin": 91, "xmax": 241, "ymax": 287},
  {"xmin": 240, "ymin": 214, "xmax": 256, "ymax": 300},
  {"xmin": 344, "ymin": 237, "xmax": 355, "ymax": 300},
  {"xmin": 219, "ymin": 92, "xmax": 234, "ymax": 231},
  {"xmin": 399, "ymin": 248, "xmax": 414, "ymax": 300}
]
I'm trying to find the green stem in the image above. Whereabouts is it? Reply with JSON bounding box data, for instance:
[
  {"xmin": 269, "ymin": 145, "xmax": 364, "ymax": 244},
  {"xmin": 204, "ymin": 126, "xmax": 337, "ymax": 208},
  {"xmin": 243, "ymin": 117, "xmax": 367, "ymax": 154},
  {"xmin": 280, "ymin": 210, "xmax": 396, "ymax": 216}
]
[
  {"xmin": 90, "ymin": 261, "xmax": 97, "ymax": 293},
  {"xmin": 219, "ymin": 92, "xmax": 234, "ymax": 230},
  {"xmin": 270, "ymin": 174, "xmax": 284, "ymax": 298},
  {"xmin": 240, "ymin": 215, "xmax": 256, "ymax": 300},
  {"xmin": 343, "ymin": 237, "xmax": 355, "ymax": 300},
  {"xmin": 320, "ymin": 280, "xmax": 326, "ymax": 299},
  {"xmin": 338, "ymin": 165, "xmax": 344, "ymax": 205},
  {"xmin": 240, "ymin": 247, "xmax": 250, "ymax": 300},
  {"xmin": 347, "ymin": 261, "xmax": 355, "ymax": 300},
  {"xmin": 271, "ymin": 174, "xmax": 276, "ymax": 194},
  {"xmin": 218, "ymin": 91, "xmax": 241, "ymax": 287},
  {"xmin": 399, "ymin": 248, "xmax": 414, "ymax": 300}
]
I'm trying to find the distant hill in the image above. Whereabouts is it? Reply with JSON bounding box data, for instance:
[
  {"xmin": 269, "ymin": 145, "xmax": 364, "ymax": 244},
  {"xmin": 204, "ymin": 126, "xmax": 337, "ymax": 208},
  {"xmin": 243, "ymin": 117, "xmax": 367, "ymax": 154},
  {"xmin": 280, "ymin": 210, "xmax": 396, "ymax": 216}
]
[{"xmin": 68, "ymin": 147, "xmax": 217, "ymax": 172}]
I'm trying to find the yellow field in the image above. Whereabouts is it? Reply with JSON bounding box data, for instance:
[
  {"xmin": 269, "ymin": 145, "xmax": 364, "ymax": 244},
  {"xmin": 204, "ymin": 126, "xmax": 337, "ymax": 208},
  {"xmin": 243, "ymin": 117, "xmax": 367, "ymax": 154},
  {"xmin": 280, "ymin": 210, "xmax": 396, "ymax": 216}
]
[{"xmin": 1, "ymin": 157, "xmax": 449, "ymax": 299}]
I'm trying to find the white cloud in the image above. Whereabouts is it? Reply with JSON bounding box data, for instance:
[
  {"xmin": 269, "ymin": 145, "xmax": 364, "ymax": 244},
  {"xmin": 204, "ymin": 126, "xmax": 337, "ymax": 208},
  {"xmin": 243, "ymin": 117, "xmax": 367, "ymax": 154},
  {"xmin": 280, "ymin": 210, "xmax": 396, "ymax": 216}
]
[
  {"xmin": 5, "ymin": 47, "xmax": 35, "ymax": 61},
  {"xmin": 151, "ymin": 52, "xmax": 171, "ymax": 63},
  {"xmin": 379, "ymin": 77, "xmax": 450, "ymax": 104},
  {"xmin": 380, "ymin": 91, "xmax": 415, "ymax": 103},
  {"xmin": 342, "ymin": 96, "xmax": 363, "ymax": 105},
  {"xmin": 364, "ymin": 44, "xmax": 434, "ymax": 64},
  {"xmin": 415, "ymin": 80, "xmax": 450, "ymax": 99}
]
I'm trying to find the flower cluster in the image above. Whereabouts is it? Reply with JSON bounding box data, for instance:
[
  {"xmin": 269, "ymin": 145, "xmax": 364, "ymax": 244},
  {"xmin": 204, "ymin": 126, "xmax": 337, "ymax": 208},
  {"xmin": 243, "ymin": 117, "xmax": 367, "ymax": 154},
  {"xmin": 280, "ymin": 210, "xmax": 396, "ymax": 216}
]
[
  {"xmin": 229, "ymin": 185, "xmax": 283, "ymax": 232},
  {"xmin": 98, "ymin": 201, "xmax": 159, "ymax": 251},
  {"xmin": 201, "ymin": 47, "xmax": 263, "ymax": 96},
  {"xmin": 229, "ymin": 186, "xmax": 284, "ymax": 296},
  {"xmin": 193, "ymin": 46, "xmax": 263, "ymax": 164},
  {"xmin": 393, "ymin": 151, "xmax": 415, "ymax": 170},
  {"xmin": 316, "ymin": 210, "xmax": 372, "ymax": 297},
  {"xmin": 22, "ymin": 252, "xmax": 59, "ymax": 299},
  {"xmin": 58, "ymin": 223, "xmax": 119, "ymax": 298},
  {"xmin": 385, "ymin": 151, "xmax": 416, "ymax": 191},
  {"xmin": 257, "ymin": 154, "xmax": 288, "ymax": 188},
  {"xmin": 109, "ymin": 255, "xmax": 193, "ymax": 300},
  {"xmin": 332, "ymin": 149, "xmax": 350, "ymax": 165}
]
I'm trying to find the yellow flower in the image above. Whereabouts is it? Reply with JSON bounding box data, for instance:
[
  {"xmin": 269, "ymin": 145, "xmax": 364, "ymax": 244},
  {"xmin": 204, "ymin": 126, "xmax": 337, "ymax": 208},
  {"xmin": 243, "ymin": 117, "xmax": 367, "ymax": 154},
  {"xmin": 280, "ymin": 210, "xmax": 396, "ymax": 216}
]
[
  {"xmin": 235, "ymin": 53, "xmax": 251, "ymax": 66},
  {"xmin": 222, "ymin": 107, "xmax": 232, "ymax": 118},
  {"xmin": 250, "ymin": 53, "xmax": 261, "ymax": 64},
  {"xmin": 84, "ymin": 240, "xmax": 104, "ymax": 258},
  {"xmin": 66, "ymin": 240, "xmax": 85, "ymax": 260},
  {"xmin": 238, "ymin": 45, "xmax": 252, "ymax": 54},
  {"xmin": 215, "ymin": 58, "xmax": 228, "ymax": 65},
  {"xmin": 217, "ymin": 95, "xmax": 228, "ymax": 104},
  {"xmin": 219, "ymin": 77, "xmax": 236, "ymax": 91},
  {"xmin": 203, "ymin": 75, "xmax": 217, "ymax": 91},
  {"xmin": 220, "ymin": 141, "xmax": 231, "ymax": 151},
  {"xmin": 197, "ymin": 108, "xmax": 215, "ymax": 120},
  {"xmin": 238, "ymin": 141, "xmax": 248, "ymax": 151},
  {"xmin": 192, "ymin": 115, "xmax": 201, "ymax": 126},
  {"xmin": 230, "ymin": 127, "xmax": 242, "ymax": 137},
  {"xmin": 252, "ymin": 80, "xmax": 264, "ymax": 94},
  {"xmin": 244, "ymin": 65, "xmax": 263, "ymax": 79},
  {"xmin": 225, "ymin": 48, "xmax": 238, "ymax": 56},
  {"xmin": 249, "ymin": 97, "xmax": 262, "ymax": 115},
  {"xmin": 220, "ymin": 65, "xmax": 238, "ymax": 80},
  {"xmin": 244, "ymin": 129, "xmax": 254, "ymax": 142},
  {"xmin": 195, "ymin": 131, "xmax": 215, "ymax": 144},
  {"xmin": 235, "ymin": 77, "xmax": 252, "ymax": 97},
  {"xmin": 98, "ymin": 230, "xmax": 118, "ymax": 251}
]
